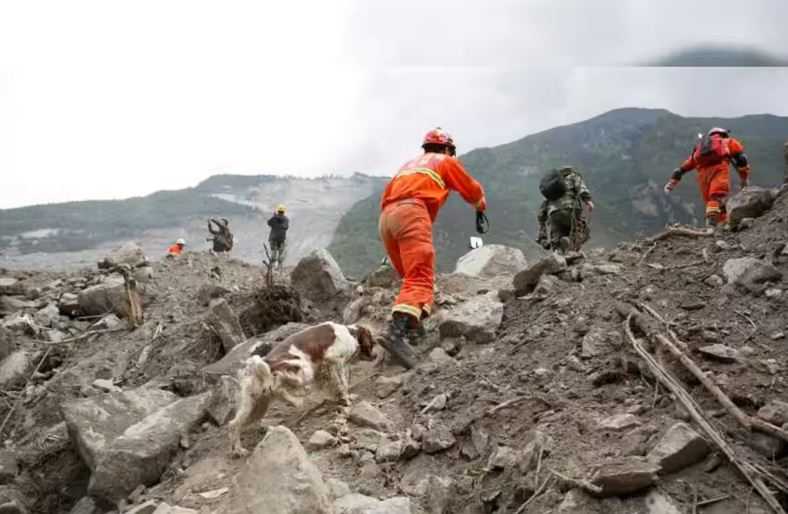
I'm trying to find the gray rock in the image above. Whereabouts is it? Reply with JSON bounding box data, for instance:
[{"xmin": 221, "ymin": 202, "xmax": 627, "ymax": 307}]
[
  {"xmin": 0, "ymin": 350, "xmax": 34, "ymax": 389},
  {"xmin": 584, "ymin": 263, "xmax": 624, "ymax": 276},
  {"xmin": 365, "ymin": 264, "xmax": 398, "ymax": 288},
  {"xmin": 428, "ymin": 348, "xmax": 456, "ymax": 365},
  {"xmin": 422, "ymin": 424, "xmax": 456, "ymax": 454},
  {"xmin": 581, "ymin": 328, "xmax": 615, "ymax": 359},
  {"xmin": 58, "ymin": 293, "xmax": 80, "ymax": 316},
  {"xmin": 698, "ymin": 344, "xmax": 740, "ymax": 363},
  {"xmin": 92, "ymin": 379, "xmax": 121, "ymax": 393},
  {"xmin": 196, "ymin": 284, "xmax": 231, "ymax": 307},
  {"xmin": 92, "ymin": 314, "xmax": 122, "ymax": 331},
  {"xmin": 0, "ymin": 452, "xmax": 17, "ymax": 485},
  {"xmin": 758, "ymin": 400, "xmax": 788, "ymax": 426},
  {"xmin": 326, "ymin": 478, "xmax": 351, "ymax": 500},
  {"xmin": 61, "ymin": 388, "xmax": 210, "ymax": 502},
  {"xmin": 353, "ymin": 429, "xmax": 385, "ymax": 452},
  {"xmin": 726, "ymin": 186, "xmax": 777, "ymax": 230},
  {"xmin": 335, "ymin": 493, "xmax": 380, "ymax": 514},
  {"xmin": 202, "ymin": 322, "xmax": 309, "ymax": 377},
  {"xmin": 424, "ymin": 475, "xmax": 454, "ymax": 514},
  {"xmin": 558, "ymin": 489, "xmax": 600, "ymax": 514},
  {"xmin": 437, "ymin": 292, "xmax": 503, "ymax": 343},
  {"xmin": 0, "ymin": 278, "xmax": 22, "ymax": 296},
  {"xmin": 375, "ymin": 374, "xmax": 404, "ymax": 399},
  {"xmin": 350, "ymin": 401, "xmax": 393, "ymax": 432},
  {"xmin": 647, "ymin": 422, "xmax": 709, "ymax": 474},
  {"xmin": 206, "ymin": 298, "xmax": 245, "ymax": 353},
  {"xmin": 227, "ymin": 426, "xmax": 333, "ymax": 514},
  {"xmin": 375, "ymin": 439, "xmax": 402, "ymax": 463},
  {"xmin": 722, "ymin": 257, "xmax": 782, "ymax": 293},
  {"xmin": 1, "ymin": 314, "xmax": 39, "ymax": 336},
  {"xmin": 308, "ymin": 430, "xmax": 338, "ymax": 451},
  {"xmin": 290, "ymin": 248, "xmax": 349, "ymax": 302},
  {"xmin": 513, "ymin": 254, "xmax": 567, "ymax": 295},
  {"xmin": 487, "ymin": 445, "xmax": 518, "ymax": 470},
  {"xmin": 206, "ymin": 375, "xmax": 239, "ymax": 426},
  {"xmin": 454, "ymin": 245, "xmax": 528, "ymax": 279},
  {"xmin": 68, "ymin": 496, "xmax": 99, "ymax": 514},
  {"xmin": 590, "ymin": 456, "xmax": 660, "ymax": 497},
  {"xmin": 77, "ymin": 276, "xmax": 133, "ymax": 317},
  {"xmin": 748, "ymin": 432, "xmax": 785, "ymax": 459},
  {"xmin": 598, "ymin": 413, "xmax": 640, "ymax": 432},
  {"xmin": 34, "ymin": 303, "xmax": 60, "ymax": 328}
]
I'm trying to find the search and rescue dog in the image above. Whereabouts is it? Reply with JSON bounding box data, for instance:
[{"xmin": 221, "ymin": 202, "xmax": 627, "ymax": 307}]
[{"xmin": 228, "ymin": 322, "xmax": 376, "ymax": 457}]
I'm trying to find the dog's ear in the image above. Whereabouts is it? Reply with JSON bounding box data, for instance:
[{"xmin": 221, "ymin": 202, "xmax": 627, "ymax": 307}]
[{"xmin": 355, "ymin": 326, "xmax": 375, "ymax": 357}]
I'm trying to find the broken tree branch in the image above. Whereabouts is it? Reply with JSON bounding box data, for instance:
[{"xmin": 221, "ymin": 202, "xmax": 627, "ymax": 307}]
[
  {"xmin": 513, "ymin": 475, "xmax": 554, "ymax": 514},
  {"xmin": 645, "ymin": 225, "xmax": 714, "ymax": 244},
  {"xmin": 0, "ymin": 346, "xmax": 52, "ymax": 438},
  {"xmin": 621, "ymin": 311, "xmax": 786, "ymax": 514}
]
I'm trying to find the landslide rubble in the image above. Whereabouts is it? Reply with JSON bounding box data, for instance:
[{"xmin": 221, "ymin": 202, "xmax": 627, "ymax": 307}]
[{"xmin": 0, "ymin": 186, "xmax": 787, "ymax": 514}]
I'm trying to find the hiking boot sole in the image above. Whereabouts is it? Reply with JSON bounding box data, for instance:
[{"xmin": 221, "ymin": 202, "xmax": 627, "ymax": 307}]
[{"xmin": 379, "ymin": 338, "xmax": 418, "ymax": 370}]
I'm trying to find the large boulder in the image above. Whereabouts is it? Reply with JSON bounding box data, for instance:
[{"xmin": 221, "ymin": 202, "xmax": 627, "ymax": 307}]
[
  {"xmin": 205, "ymin": 299, "xmax": 245, "ymax": 353},
  {"xmin": 0, "ymin": 350, "xmax": 35, "ymax": 389},
  {"xmin": 202, "ymin": 322, "xmax": 309, "ymax": 377},
  {"xmin": 61, "ymin": 388, "xmax": 210, "ymax": 502},
  {"xmin": 226, "ymin": 426, "xmax": 333, "ymax": 514},
  {"xmin": 726, "ymin": 186, "xmax": 778, "ymax": 230},
  {"xmin": 513, "ymin": 254, "xmax": 567, "ymax": 295},
  {"xmin": 722, "ymin": 257, "xmax": 782, "ymax": 294},
  {"xmin": 78, "ymin": 276, "xmax": 135, "ymax": 317},
  {"xmin": 437, "ymin": 292, "xmax": 503, "ymax": 344},
  {"xmin": 0, "ymin": 278, "xmax": 24, "ymax": 296},
  {"xmin": 454, "ymin": 245, "xmax": 528, "ymax": 280},
  {"xmin": 290, "ymin": 249, "xmax": 349, "ymax": 302}
]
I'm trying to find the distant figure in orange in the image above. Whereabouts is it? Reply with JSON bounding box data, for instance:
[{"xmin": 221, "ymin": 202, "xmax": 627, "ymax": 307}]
[
  {"xmin": 665, "ymin": 127, "xmax": 751, "ymax": 226},
  {"xmin": 167, "ymin": 238, "xmax": 186, "ymax": 257}
]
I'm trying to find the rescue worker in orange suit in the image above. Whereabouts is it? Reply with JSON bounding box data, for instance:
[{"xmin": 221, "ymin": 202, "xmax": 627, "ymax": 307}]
[
  {"xmin": 166, "ymin": 238, "xmax": 186, "ymax": 258},
  {"xmin": 664, "ymin": 127, "xmax": 751, "ymax": 226},
  {"xmin": 378, "ymin": 128, "xmax": 487, "ymax": 368}
]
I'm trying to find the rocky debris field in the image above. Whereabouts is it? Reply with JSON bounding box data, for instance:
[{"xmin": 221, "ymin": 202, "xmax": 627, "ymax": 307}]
[{"xmin": 0, "ymin": 186, "xmax": 787, "ymax": 514}]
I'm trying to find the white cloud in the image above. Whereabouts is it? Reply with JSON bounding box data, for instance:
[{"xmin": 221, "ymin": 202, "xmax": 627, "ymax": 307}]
[{"xmin": 1, "ymin": 0, "xmax": 787, "ymax": 208}]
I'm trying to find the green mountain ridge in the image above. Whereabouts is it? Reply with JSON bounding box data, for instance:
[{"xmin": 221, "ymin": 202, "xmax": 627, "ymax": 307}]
[{"xmin": 329, "ymin": 108, "xmax": 788, "ymax": 277}]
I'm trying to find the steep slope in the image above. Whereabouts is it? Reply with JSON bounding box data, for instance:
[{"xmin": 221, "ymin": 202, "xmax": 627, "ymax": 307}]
[
  {"xmin": 330, "ymin": 108, "xmax": 788, "ymax": 275},
  {"xmin": 0, "ymin": 174, "xmax": 385, "ymax": 270}
]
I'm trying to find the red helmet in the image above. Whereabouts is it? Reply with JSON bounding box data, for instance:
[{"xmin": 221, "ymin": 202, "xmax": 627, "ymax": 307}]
[{"xmin": 422, "ymin": 127, "xmax": 456, "ymax": 150}]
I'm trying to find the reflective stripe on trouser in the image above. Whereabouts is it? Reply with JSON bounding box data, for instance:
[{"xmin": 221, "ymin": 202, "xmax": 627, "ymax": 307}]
[
  {"xmin": 697, "ymin": 166, "xmax": 730, "ymax": 222},
  {"xmin": 378, "ymin": 201, "xmax": 435, "ymax": 319}
]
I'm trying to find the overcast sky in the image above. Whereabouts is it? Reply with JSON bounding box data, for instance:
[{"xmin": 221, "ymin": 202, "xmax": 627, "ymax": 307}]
[{"xmin": 1, "ymin": 0, "xmax": 787, "ymax": 208}]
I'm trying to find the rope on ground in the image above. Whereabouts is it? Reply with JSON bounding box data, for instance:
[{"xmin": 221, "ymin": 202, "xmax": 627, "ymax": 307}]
[{"xmin": 644, "ymin": 225, "xmax": 714, "ymax": 244}]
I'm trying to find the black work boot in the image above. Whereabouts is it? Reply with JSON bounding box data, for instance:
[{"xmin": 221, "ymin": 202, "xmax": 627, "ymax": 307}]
[{"xmin": 380, "ymin": 313, "xmax": 418, "ymax": 369}]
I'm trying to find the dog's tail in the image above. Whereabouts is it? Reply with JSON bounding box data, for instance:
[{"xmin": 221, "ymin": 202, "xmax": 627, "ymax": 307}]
[{"xmin": 243, "ymin": 355, "xmax": 276, "ymax": 392}]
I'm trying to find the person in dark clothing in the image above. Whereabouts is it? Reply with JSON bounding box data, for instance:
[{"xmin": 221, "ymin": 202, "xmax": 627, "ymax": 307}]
[
  {"xmin": 207, "ymin": 218, "xmax": 234, "ymax": 254},
  {"xmin": 267, "ymin": 204, "xmax": 289, "ymax": 267}
]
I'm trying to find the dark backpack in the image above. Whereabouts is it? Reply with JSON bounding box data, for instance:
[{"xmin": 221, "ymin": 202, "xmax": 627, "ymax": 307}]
[
  {"xmin": 694, "ymin": 136, "xmax": 729, "ymax": 167},
  {"xmin": 539, "ymin": 169, "xmax": 568, "ymax": 201}
]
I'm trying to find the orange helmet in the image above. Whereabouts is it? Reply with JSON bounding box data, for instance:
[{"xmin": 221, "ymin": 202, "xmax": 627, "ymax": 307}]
[{"xmin": 422, "ymin": 127, "xmax": 456, "ymax": 151}]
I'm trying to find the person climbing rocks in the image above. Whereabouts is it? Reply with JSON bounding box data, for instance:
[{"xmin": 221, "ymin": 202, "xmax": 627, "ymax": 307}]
[
  {"xmin": 167, "ymin": 238, "xmax": 186, "ymax": 257},
  {"xmin": 207, "ymin": 218, "xmax": 234, "ymax": 255},
  {"xmin": 664, "ymin": 127, "xmax": 751, "ymax": 226},
  {"xmin": 267, "ymin": 204, "xmax": 289, "ymax": 267},
  {"xmin": 378, "ymin": 127, "xmax": 487, "ymax": 369},
  {"xmin": 536, "ymin": 166, "xmax": 594, "ymax": 253}
]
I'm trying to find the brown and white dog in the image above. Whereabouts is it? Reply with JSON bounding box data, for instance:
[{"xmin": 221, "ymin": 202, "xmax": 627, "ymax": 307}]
[{"xmin": 228, "ymin": 321, "xmax": 375, "ymax": 457}]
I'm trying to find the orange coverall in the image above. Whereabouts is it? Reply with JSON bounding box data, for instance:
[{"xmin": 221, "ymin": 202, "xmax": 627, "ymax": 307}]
[
  {"xmin": 678, "ymin": 136, "xmax": 750, "ymax": 223},
  {"xmin": 379, "ymin": 152, "xmax": 485, "ymax": 319},
  {"xmin": 167, "ymin": 244, "xmax": 183, "ymax": 256}
]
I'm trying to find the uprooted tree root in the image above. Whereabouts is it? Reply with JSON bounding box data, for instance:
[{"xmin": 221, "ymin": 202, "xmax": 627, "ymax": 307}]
[{"xmin": 239, "ymin": 285, "xmax": 303, "ymax": 336}]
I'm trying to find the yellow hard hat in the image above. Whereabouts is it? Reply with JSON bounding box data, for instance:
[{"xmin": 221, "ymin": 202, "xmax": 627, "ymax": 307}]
[{"xmin": 276, "ymin": 204, "xmax": 286, "ymax": 213}]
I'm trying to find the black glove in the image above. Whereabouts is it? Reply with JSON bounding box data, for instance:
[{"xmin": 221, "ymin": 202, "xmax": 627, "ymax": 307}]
[{"xmin": 475, "ymin": 211, "xmax": 489, "ymax": 234}]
